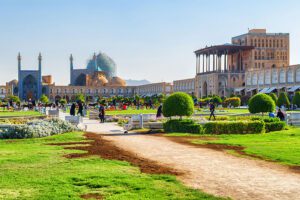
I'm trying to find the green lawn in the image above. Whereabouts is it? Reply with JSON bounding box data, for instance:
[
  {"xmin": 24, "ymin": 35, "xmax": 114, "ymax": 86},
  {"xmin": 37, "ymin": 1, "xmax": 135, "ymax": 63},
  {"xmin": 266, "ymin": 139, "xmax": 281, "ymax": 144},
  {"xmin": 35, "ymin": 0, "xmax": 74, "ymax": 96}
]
[
  {"xmin": 171, "ymin": 128, "xmax": 300, "ymax": 166},
  {"xmin": 0, "ymin": 110, "xmax": 43, "ymax": 117},
  {"xmin": 195, "ymin": 108, "xmax": 250, "ymax": 115},
  {"xmin": 106, "ymin": 109, "xmax": 157, "ymax": 115},
  {"xmin": 0, "ymin": 132, "xmax": 224, "ymax": 200}
]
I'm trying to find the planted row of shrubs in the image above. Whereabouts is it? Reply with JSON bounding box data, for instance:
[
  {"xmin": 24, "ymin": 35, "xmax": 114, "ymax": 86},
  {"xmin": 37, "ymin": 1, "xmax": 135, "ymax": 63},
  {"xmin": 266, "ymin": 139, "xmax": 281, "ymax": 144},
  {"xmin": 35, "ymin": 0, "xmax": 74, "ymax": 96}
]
[{"xmin": 163, "ymin": 118, "xmax": 286, "ymax": 134}]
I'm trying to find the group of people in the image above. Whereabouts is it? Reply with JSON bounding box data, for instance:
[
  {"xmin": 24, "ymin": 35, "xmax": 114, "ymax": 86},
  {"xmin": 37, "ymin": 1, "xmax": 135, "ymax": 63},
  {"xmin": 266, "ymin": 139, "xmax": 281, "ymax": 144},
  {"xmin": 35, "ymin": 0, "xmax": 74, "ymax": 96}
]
[{"xmin": 70, "ymin": 102, "xmax": 84, "ymax": 116}]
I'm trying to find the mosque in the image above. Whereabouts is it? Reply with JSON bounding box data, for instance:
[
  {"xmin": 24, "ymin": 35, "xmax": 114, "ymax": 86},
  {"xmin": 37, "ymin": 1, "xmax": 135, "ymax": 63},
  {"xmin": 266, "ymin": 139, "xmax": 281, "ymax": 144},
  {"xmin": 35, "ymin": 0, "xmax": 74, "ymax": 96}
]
[{"xmin": 1, "ymin": 52, "xmax": 134, "ymax": 102}]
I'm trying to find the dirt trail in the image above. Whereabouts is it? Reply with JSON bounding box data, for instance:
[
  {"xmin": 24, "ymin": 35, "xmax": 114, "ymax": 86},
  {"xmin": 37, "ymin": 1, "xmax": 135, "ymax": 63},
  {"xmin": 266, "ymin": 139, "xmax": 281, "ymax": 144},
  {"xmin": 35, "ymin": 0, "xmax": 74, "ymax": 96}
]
[
  {"xmin": 104, "ymin": 134, "xmax": 300, "ymax": 199},
  {"xmin": 83, "ymin": 121, "xmax": 300, "ymax": 200}
]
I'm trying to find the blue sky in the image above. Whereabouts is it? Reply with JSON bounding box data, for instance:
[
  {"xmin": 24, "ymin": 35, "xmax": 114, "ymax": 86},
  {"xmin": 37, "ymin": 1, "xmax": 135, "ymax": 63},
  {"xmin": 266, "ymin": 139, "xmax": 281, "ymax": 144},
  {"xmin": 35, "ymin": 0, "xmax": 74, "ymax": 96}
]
[{"xmin": 0, "ymin": 0, "xmax": 299, "ymax": 85}]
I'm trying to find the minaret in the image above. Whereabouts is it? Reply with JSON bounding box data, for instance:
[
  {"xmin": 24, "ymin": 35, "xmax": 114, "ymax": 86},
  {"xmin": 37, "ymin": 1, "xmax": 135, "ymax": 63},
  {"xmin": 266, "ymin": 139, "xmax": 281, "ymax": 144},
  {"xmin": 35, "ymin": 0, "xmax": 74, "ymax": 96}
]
[
  {"xmin": 17, "ymin": 52, "xmax": 22, "ymax": 98},
  {"xmin": 93, "ymin": 52, "xmax": 97, "ymax": 71},
  {"xmin": 38, "ymin": 53, "xmax": 42, "ymax": 99},
  {"xmin": 70, "ymin": 54, "xmax": 73, "ymax": 85}
]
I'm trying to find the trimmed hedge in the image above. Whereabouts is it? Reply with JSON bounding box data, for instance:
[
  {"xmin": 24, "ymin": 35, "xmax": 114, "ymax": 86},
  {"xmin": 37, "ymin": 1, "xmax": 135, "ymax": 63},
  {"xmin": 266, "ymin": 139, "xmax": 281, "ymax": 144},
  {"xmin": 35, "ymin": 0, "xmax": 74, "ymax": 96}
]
[
  {"xmin": 204, "ymin": 121, "xmax": 265, "ymax": 134},
  {"xmin": 265, "ymin": 121, "xmax": 286, "ymax": 133},
  {"xmin": 163, "ymin": 119, "xmax": 203, "ymax": 134},
  {"xmin": 248, "ymin": 93, "xmax": 275, "ymax": 114},
  {"xmin": 223, "ymin": 97, "xmax": 241, "ymax": 107}
]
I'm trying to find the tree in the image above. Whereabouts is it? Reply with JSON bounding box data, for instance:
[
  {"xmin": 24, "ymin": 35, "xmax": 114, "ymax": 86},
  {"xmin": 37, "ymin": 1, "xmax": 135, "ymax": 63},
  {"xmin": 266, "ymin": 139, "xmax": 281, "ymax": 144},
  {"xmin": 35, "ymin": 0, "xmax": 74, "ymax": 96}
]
[
  {"xmin": 40, "ymin": 94, "xmax": 49, "ymax": 104},
  {"xmin": 162, "ymin": 92, "xmax": 194, "ymax": 119},
  {"xmin": 277, "ymin": 92, "xmax": 290, "ymax": 108},
  {"xmin": 292, "ymin": 92, "xmax": 300, "ymax": 107},
  {"xmin": 248, "ymin": 93, "xmax": 275, "ymax": 115},
  {"xmin": 211, "ymin": 95, "xmax": 222, "ymax": 105},
  {"xmin": 75, "ymin": 93, "xmax": 85, "ymax": 103},
  {"xmin": 60, "ymin": 98, "xmax": 67, "ymax": 106},
  {"xmin": 269, "ymin": 93, "xmax": 278, "ymax": 104},
  {"xmin": 8, "ymin": 95, "xmax": 20, "ymax": 104}
]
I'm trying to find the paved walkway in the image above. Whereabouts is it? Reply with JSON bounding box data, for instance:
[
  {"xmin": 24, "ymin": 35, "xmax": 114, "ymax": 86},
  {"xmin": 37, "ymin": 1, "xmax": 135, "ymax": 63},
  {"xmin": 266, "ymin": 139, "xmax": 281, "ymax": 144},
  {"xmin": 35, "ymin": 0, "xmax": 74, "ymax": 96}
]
[{"xmin": 82, "ymin": 119, "xmax": 300, "ymax": 200}]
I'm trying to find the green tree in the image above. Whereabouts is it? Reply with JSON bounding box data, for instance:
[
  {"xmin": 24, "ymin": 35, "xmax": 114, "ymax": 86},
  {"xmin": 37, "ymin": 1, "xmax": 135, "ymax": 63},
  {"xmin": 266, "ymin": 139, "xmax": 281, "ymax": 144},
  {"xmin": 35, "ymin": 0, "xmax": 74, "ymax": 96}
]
[
  {"xmin": 211, "ymin": 95, "xmax": 222, "ymax": 105},
  {"xmin": 162, "ymin": 92, "xmax": 194, "ymax": 119},
  {"xmin": 8, "ymin": 95, "xmax": 20, "ymax": 104},
  {"xmin": 292, "ymin": 92, "xmax": 300, "ymax": 107},
  {"xmin": 277, "ymin": 92, "xmax": 290, "ymax": 108},
  {"xmin": 269, "ymin": 93, "xmax": 278, "ymax": 104},
  {"xmin": 59, "ymin": 98, "xmax": 67, "ymax": 106},
  {"xmin": 248, "ymin": 93, "xmax": 275, "ymax": 115},
  {"xmin": 75, "ymin": 94, "xmax": 85, "ymax": 103},
  {"xmin": 40, "ymin": 94, "xmax": 49, "ymax": 104}
]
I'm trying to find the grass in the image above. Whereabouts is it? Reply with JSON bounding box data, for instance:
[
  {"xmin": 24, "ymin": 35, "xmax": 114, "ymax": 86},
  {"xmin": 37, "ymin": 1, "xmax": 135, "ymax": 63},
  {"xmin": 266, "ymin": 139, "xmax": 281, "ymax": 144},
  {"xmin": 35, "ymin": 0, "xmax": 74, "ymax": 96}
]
[
  {"xmin": 0, "ymin": 132, "xmax": 224, "ymax": 200},
  {"xmin": 195, "ymin": 108, "xmax": 250, "ymax": 115},
  {"xmin": 0, "ymin": 110, "xmax": 43, "ymax": 117},
  {"xmin": 187, "ymin": 128, "xmax": 300, "ymax": 166}
]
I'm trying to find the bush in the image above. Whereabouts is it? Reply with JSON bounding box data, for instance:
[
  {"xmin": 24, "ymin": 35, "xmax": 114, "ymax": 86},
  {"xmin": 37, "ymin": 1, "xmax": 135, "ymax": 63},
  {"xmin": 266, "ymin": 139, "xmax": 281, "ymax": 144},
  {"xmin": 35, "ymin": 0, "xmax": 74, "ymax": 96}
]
[
  {"xmin": 0, "ymin": 118, "xmax": 79, "ymax": 139},
  {"xmin": 204, "ymin": 121, "xmax": 265, "ymax": 134},
  {"xmin": 163, "ymin": 119, "xmax": 203, "ymax": 134},
  {"xmin": 211, "ymin": 96, "xmax": 222, "ymax": 105},
  {"xmin": 223, "ymin": 97, "xmax": 241, "ymax": 107},
  {"xmin": 277, "ymin": 92, "xmax": 290, "ymax": 108},
  {"xmin": 40, "ymin": 94, "xmax": 49, "ymax": 104},
  {"xmin": 248, "ymin": 93, "xmax": 275, "ymax": 114},
  {"xmin": 292, "ymin": 92, "xmax": 300, "ymax": 107},
  {"xmin": 204, "ymin": 116, "xmax": 229, "ymax": 121},
  {"xmin": 60, "ymin": 98, "xmax": 67, "ymax": 105},
  {"xmin": 269, "ymin": 93, "xmax": 278, "ymax": 104},
  {"xmin": 265, "ymin": 121, "xmax": 286, "ymax": 133},
  {"xmin": 162, "ymin": 92, "xmax": 194, "ymax": 118}
]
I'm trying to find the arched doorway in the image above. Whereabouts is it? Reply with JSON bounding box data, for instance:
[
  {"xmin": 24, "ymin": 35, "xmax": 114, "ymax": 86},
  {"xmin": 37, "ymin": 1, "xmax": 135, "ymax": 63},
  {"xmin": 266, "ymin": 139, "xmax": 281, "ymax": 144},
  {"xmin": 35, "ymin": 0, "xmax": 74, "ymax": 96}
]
[
  {"xmin": 202, "ymin": 81, "xmax": 208, "ymax": 97},
  {"xmin": 22, "ymin": 75, "xmax": 38, "ymax": 100},
  {"xmin": 75, "ymin": 73, "xmax": 87, "ymax": 86}
]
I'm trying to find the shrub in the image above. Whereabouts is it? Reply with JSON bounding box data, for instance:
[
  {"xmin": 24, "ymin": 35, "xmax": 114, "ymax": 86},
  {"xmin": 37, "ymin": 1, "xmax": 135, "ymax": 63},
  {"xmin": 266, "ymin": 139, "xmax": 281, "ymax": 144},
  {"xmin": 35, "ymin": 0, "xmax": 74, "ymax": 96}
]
[
  {"xmin": 277, "ymin": 92, "xmax": 290, "ymax": 108},
  {"xmin": 269, "ymin": 93, "xmax": 278, "ymax": 104},
  {"xmin": 265, "ymin": 121, "xmax": 286, "ymax": 133},
  {"xmin": 211, "ymin": 96, "xmax": 222, "ymax": 105},
  {"xmin": 163, "ymin": 119, "xmax": 203, "ymax": 134},
  {"xmin": 60, "ymin": 98, "xmax": 67, "ymax": 105},
  {"xmin": 75, "ymin": 93, "xmax": 85, "ymax": 103},
  {"xmin": 248, "ymin": 93, "xmax": 275, "ymax": 114},
  {"xmin": 292, "ymin": 92, "xmax": 300, "ymax": 107},
  {"xmin": 40, "ymin": 94, "xmax": 49, "ymax": 104},
  {"xmin": 204, "ymin": 116, "xmax": 229, "ymax": 121},
  {"xmin": 223, "ymin": 97, "xmax": 241, "ymax": 107},
  {"xmin": 162, "ymin": 92, "xmax": 194, "ymax": 118},
  {"xmin": 0, "ymin": 118, "xmax": 79, "ymax": 139},
  {"xmin": 204, "ymin": 121, "xmax": 265, "ymax": 134}
]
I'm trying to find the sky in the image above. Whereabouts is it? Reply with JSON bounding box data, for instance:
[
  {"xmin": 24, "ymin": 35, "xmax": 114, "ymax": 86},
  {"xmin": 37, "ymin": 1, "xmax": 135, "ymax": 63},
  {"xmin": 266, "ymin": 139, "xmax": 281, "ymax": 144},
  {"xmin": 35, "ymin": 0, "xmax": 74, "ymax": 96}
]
[{"xmin": 0, "ymin": 0, "xmax": 299, "ymax": 85}]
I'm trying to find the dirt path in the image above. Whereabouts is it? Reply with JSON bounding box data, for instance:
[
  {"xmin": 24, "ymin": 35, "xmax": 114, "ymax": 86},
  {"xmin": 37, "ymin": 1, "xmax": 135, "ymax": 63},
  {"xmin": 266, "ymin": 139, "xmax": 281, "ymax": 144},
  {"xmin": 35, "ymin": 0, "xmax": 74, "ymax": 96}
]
[{"xmin": 84, "ymin": 121, "xmax": 300, "ymax": 200}]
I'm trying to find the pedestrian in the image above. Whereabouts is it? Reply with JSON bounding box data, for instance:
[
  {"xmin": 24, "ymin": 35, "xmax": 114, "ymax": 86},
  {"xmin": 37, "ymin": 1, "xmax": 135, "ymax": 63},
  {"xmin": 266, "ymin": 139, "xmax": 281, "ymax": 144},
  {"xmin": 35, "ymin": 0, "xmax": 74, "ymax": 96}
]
[
  {"xmin": 209, "ymin": 102, "xmax": 216, "ymax": 120},
  {"xmin": 70, "ymin": 103, "xmax": 76, "ymax": 116},
  {"xmin": 77, "ymin": 102, "xmax": 83, "ymax": 116},
  {"xmin": 99, "ymin": 104, "xmax": 105, "ymax": 123},
  {"xmin": 276, "ymin": 109, "xmax": 285, "ymax": 121},
  {"xmin": 156, "ymin": 103, "xmax": 163, "ymax": 119}
]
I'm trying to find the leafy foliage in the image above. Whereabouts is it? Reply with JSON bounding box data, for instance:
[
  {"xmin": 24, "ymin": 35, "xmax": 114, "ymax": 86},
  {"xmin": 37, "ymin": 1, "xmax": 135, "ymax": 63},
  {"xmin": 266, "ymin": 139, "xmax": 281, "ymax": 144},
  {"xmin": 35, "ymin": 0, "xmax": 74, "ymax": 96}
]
[
  {"xmin": 204, "ymin": 121, "xmax": 265, "ymax": 134},
  {"xmin": 277, "ymin": 92, "xmax": 290, "ymax": 107},
  {"xmin": 269, "ymin": 93, "xmax": 278, "ymax": 104},
  {"xmin": 75, "ymin": 93, "xmax": 85, "ymax": 103},
  {"xmin": 292, "ymin": 92, "xmax": 300, "ymax": 107},
  {"xmin": 223, "ymin": 97, "xmax": 241, "ymax": 107},
  {"xmin": 40, "ymin": 94, "xmax": 49, "ymax": 104},
  {"xmin": 163, "ymin": 119, "xmax": 203, "ymax": 134},
  {"xmin": 162, "ymin": 92, "xmax": 194, "ymax": 118},
  {"xmin": 248, "ymin": 93, "xmax": 275, "ymax": 114}
]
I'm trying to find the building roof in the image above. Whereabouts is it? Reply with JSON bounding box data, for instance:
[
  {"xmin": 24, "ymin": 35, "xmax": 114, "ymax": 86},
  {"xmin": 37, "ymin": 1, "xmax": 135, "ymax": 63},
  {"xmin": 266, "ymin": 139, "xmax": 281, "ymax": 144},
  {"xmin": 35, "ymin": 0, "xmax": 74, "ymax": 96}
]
[{"xmin": 194, "ymin": 44, "xmax": 254, "ymax": 55}]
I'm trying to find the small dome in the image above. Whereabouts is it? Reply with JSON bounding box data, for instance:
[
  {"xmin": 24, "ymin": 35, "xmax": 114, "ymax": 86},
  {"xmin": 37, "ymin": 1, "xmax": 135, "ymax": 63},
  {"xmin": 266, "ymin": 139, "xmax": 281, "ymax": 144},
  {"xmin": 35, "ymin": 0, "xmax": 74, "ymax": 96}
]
[
  {"xmin": 107, "ymin": 76, "xmax": 126, "ymax": 86},
  {"xmin": 87, "ymin": 72, "xmax": 108, "ymax": 87}
]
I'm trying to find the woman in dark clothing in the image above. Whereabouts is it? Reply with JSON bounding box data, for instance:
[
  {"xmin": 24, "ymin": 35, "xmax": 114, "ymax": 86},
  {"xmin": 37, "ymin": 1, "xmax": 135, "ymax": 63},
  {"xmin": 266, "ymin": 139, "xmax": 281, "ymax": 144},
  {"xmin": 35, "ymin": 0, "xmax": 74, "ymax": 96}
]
[
  {"xmin": 156, "ymin": 104, "xmax": 163, "ymax": 119},
  {"xmin": 277, "ymin": 109, "xmax": 285, "ymax": 121},
  {"xmin": 70, "ymin": 103, "xmax": 76, "ymax": 116},
  {"xmin": 77, "ymin": 102, "xmax": 83, "ymax": 116},
  {"xmin": 99, "ymin": 104, "xmax": 105, "ymax": 123}
]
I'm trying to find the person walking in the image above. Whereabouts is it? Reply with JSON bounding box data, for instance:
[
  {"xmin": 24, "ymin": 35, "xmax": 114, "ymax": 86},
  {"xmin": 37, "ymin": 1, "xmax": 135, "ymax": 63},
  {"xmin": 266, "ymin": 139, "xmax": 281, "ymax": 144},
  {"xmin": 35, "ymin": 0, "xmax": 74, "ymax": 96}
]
[
  {"xmin": 276, "ymin": 109, "xmax": 285, "ymax": 121},
  {"xmin": 209, "ymin": 102, "xmax": 216, "ymax": 120},
  {"xmin": 77, "ymin": 102, "xmax": 83, "ymax": 117},
  {"xmin": 70, "ymin": 103, "xmax": 76, "ymax": 116},
  {"xmin": 99, "ymin": 104, "xmax": 105, "ymax": 123},
  {"xmin": 156, "ymin": 103, "xmax": 163, "ymax": 119}
]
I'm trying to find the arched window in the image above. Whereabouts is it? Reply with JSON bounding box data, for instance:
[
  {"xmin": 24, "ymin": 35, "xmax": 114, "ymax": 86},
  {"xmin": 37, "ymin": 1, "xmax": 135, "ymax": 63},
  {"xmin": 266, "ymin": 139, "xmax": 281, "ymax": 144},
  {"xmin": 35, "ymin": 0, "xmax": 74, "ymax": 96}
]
[
  {"xmin": 265, "ymin": 70, "xmax": 271, "ymax": 84},
  {"xmin": 252, "ymin": 73, "xmax": 258, "ymax": 85},
  {"xmin": 272, "ymin": 69, "xmax": 278, "ymax": 84},
  {"xmin": 279, "ymin": 69, "xmax": 285, "ymax": 83},
  {"xmin": 258, "ymin": 73, "xmax": 264, "ymax": 85},
  {"xmin": 287, "ymin": 69, "xmax": 293, "ymax": 83},
  {"xmin": 296, "ymin": 68, "xmax": 300, "ymax": 82}
]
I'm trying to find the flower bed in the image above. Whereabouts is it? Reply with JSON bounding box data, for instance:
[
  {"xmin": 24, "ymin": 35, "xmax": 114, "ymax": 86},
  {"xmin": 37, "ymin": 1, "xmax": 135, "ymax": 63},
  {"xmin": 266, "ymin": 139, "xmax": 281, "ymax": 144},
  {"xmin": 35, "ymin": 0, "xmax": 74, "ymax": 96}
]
[{"xmin": 0, "ymin": 118, "xmax": 79, "ymax": 139}]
